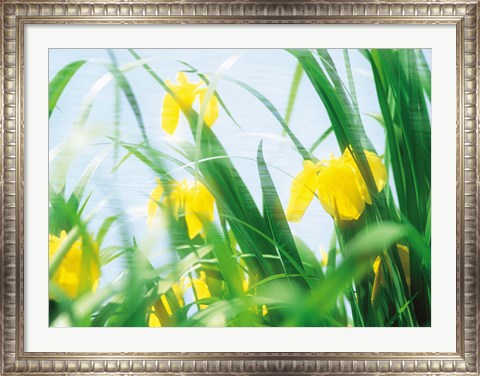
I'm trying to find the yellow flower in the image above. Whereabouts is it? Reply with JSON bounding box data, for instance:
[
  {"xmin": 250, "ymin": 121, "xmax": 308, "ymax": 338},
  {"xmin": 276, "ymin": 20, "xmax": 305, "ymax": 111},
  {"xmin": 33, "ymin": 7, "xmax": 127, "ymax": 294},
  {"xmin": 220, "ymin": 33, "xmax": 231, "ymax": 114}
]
[
  {"xmin": 147, "ymin": 178, "xmax": 215, "ymax": 239},
  {"xmin": 371, "ymin": 255, "xmax": 384, "ymax": 305},
  {"xmin": 49, "ymin": 231, "xmax": 100, "ymax": 299},
  {"xmin": 286, "ymin": 148, "xmax": 387, "ymax": 221},
  {"xmin": 371, "ymin": 244, "xmax": 411, "ymax": 305},
  {"xmin": 285, "ymin": 160, "xmax": 319, "ymax": 222},
  {"xmin": 190, "ymin": 271, "xmax": 211, "ymax": 310},
  {"xmin": 161, "ymin": 72, "xmax": 219, "ymax": 135},
  {"xmin": 341, "ymin": 148, "xmax": 388, "ymax": 205}
]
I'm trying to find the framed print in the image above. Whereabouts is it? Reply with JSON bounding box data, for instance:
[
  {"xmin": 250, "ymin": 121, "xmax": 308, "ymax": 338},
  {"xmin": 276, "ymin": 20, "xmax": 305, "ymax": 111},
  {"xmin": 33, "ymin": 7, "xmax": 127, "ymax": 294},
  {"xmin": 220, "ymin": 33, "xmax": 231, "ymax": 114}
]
[{"xmin": 0, "ymin": 0, "xmax": 478, "ymax": 374}]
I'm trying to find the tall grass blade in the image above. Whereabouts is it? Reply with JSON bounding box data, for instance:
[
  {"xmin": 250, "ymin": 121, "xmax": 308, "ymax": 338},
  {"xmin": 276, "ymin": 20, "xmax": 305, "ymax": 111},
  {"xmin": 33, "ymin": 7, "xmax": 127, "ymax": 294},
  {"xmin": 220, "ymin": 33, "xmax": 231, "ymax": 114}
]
[
  {"xmin": 284, "ymin": 62, "xmax": 303, "ymax": 128},
  {"xmin": 257, "ymin": 142, "xmax": 308, "ymax": 287},
  {"xmin": 49, "ymin": 60, "xmax": 86, "ymax": 118}
]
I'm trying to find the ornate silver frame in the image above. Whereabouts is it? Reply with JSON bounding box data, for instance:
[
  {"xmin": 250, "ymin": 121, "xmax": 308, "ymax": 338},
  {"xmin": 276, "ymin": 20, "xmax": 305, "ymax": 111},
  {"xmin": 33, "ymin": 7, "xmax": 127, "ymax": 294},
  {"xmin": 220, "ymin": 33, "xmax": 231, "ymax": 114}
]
[{"xmin": 1, "ymin": 1, "xmax": 478, "ymax": 374}]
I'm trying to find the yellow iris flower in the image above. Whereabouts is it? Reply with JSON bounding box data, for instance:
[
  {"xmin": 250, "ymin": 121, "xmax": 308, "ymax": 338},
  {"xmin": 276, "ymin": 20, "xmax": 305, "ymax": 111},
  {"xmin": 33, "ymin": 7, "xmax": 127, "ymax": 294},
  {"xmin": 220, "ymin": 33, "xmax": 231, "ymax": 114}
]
[
  {"xmin": 49, "ymin": 231, "xmax": 100, "ymax": 299},
  {"xmin": 147, "ymin": 178, "xmax": 215, "ymax": 239},
  {"xmin": 161, "ymin": 72, "xmax": 219, "ymax": 135},
  {"xmin": 286, "ymin": 148, "xmax": 387, "ymax": 221}
]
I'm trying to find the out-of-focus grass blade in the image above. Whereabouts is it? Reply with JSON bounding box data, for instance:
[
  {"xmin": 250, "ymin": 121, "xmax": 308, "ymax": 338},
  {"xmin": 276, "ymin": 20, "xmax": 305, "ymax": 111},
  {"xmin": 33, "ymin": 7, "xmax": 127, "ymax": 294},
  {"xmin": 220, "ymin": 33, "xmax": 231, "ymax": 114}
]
[
  {"xmin": 155, "ymin": 245, "xmax": 214, "ymax": 296},
  {"xmin": 99, "ymin": 246, "xmax": 125, "ymax": 266},
  {"xmin": 74, "ymin": 57, "xmax": 154, "ymax": 129},
  {"xmin": 284, "ymin": 62, "xmax": 303, "ymax": 128},
  {"xmin": 49, "ymin": 60, "xmax": 86, "ymax": 118},
  {"xmin": 326, "ymin": 230, "xmax": 337, "ymax": 277},
  {"xmin": 204, "ymin": 223, "xmax": 244, "ymax": 299},
  {"xmin": 49, "ymin": 226, "xmax": 80, "ymax": 278},
  {"xmin": 91, "ymin": 302, "xmax": 121, "ymax": 327},
  {"xmin": 107, "ymin": 49, "xmax": 148, "ymax": 144},
  {"xmin": 293, "ymin": 235, "xmax": 324, "ymax": 281},
  {"xmin": 76, "ymin": 192, "xmax": 92, "ymax": 218},
  {"xmin": 96, "ymin": 215, "xmax": 118, "ymax": 247},
  {"xmin": 72, "ymin": 149, "xmax": 108, "ymax": 202},
  {"xmin": 309, "ymin": 126, "xmax": 333, "ymax": 154},
  {"xmin": 182, "ymin": 294, "xmax": 291, "ymax": 327},
  {"xmin": 121, "ymin": 144, "xmax": 170, "ymax": 178},
  {"xmin": 295, "ymin": 222, "xmax": 409, "ymax": 323},
  {"xmin": 247, "ymin": 273, "xmax": 305, "ymax": 291}
]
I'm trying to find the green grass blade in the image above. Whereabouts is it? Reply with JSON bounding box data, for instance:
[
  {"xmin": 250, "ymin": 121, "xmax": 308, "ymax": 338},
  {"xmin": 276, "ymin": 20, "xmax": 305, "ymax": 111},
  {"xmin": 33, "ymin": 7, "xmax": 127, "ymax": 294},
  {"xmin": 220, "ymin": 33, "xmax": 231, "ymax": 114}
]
[
  {"xmin": 107, "ymin": 49, "xmax": 148, "ymax": 144},
  {"xmin": 284, "ymin": 62, "xmax": 303, "ymax": 128},
  {"xmin": 49, "ymin": 226, "xmax": 80, "ymax": 278},
  {"xmin": 204, "ymin": 223, "xmax": 244, "ymax": 299},
  {"xmin": 309, "ymin": 126, "xmax": 333, "ymax": 154},
  {"xmin": 95, "ymin": 215, "xmax": 118, "ymax": 247},
  {"xmin": 225, "ymin": 76, "xmax": 312, "ymax": 161},
  {"xmin": 343, "ymin": 49, "xmax": 359, "ymax": 110},
  {"xmin": 49, "ymin": 60, "xmax": 86, "ymax": 118},
  {"xmin": 257, "ymin": 142, "xmax": 307, "ymax": 284}
]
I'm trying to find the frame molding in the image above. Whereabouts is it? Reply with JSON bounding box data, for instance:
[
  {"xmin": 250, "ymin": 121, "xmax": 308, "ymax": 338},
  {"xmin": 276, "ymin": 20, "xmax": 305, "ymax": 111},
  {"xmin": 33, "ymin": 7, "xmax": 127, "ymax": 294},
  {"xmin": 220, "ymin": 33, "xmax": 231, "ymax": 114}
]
[{"xmin": 1, "ymin": 1, "xmax": 478, "ymax": 374}]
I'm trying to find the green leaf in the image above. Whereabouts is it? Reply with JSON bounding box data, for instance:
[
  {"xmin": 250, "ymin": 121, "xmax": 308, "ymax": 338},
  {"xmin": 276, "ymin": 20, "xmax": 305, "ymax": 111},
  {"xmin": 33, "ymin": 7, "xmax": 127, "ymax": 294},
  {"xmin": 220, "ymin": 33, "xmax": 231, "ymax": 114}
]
[
  {"xmin": 96, "ymin": 215, "xmax": 118, "ymax": 247},
  {"xmin": 49, "ymin": 60, "xmax": 86, "ymax": 118},
  {"xmin": 49, "ymin": 226, "xmax": 81, "ymax": 278},
  {"xmin": 257, "ymin": 142, "xmax": 309, "ymax": 288},
  {"xmin": 107, "ymin": 49, "xmax": 149, "ymax": 144},
  {"xmin": 225, "ymin": 76, "xmax": 312, "ymax": 161},
  {"xmin": 284, "ymin": 62, "xmax": 303, "ymax": 127}
]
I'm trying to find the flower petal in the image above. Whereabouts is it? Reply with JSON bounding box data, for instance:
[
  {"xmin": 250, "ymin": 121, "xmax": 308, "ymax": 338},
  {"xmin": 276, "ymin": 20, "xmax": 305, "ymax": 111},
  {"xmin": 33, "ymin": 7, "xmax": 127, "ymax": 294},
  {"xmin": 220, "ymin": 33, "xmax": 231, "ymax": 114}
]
[
  {"xmin": 317, "ymin": 158, "xmax": 366, "ymax": 221},
  {"xmin": 365, "ymin": 149, "xmax": 387, "ymax": 190},
  {"xmin": 175, "ymin": 72, "xmax": 202, "ymax": 107},
  {"xmin": 342, "ymin": 148, "xmax": 387, "ymax": 204},
  {"xmin": 184, "ymin": 182, "xmax": 214, "ymax": 239},
  {"xmin": 192, "ymin": 271, "xmax": 211, "ymax": 310},
  {"xmin": 148, "ymin": 305, "xmax": 162, "ymax": 327},
  {"xmin": 286, "ymin": 160, "xmax": 318, "ymax": 222},
  {"xmin": 161, "ymin": 93, "xmax": 180, "ymax": 135},
  {"xmin": 176, "ymin": 72, "xmax": 189, "ymax": 85},
  {"xmin": 147, "ymin": 180, "xmax": 164, "ymax": 226},
  {"xmin": 49, "ymin": 232, "xmax": 100, "ymax": 299},
  {"xmin": 397, "ymin": 244, "xmax": 411, "ymax": 291},
  {"xmin": 371, "ymin": 255, "xmax": 384, "ymax": 304},
  {"xmin": 198, "ymin": 88, "xmax": 219, "ymax": 127}
]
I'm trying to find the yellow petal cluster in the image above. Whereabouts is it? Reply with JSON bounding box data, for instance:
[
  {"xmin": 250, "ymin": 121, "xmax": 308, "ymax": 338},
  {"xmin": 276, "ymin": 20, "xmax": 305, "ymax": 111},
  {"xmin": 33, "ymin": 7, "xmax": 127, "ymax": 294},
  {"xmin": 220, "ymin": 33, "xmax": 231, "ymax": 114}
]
[
  {"xmin": 49, "ymin": 231, "xmax": 100, "ymax": 299},
  {"xmin": 148, "ymin": 280, "xmax": 186, "ymax": 327},
  {"xmin": 147, "ymin": 178, "xmax": 215, "ymax": 239},
  {"xmin": 286, "ymin": 148, "xmax": 387, "ymax": 222},
  {"xmin": 148, "ymin": 272, "xmax": 212, "ymax": 327},
  {"xmin": 162, "ymin": 72, "xmax": 219, "ymax": 135}
]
